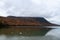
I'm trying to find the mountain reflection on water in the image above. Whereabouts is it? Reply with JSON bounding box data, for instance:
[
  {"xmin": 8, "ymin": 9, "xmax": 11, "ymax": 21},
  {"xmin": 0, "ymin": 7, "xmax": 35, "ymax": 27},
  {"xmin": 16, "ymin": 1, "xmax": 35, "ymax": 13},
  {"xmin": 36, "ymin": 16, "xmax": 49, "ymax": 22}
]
[
  {"xmin": 0, "ymin": 26, "xmax": 60, "ymax": 40},
  {"xmin": 45, "ymin": 26, "xmax": 60, "ymax": 28}
]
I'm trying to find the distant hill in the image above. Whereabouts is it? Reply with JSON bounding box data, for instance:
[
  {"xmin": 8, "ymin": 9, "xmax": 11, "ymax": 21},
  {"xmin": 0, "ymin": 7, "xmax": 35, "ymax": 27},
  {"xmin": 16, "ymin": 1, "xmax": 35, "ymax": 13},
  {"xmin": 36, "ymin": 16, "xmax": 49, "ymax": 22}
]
[{"xmin": 0, "ymin": 16, "xmax": 58, "ymax": 26}]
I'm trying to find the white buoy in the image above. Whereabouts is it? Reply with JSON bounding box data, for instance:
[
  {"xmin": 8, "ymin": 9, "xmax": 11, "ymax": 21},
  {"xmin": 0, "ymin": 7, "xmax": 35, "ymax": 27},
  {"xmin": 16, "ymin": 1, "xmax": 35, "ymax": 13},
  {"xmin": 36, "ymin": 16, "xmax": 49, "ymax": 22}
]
[{"xmin": 19, "ymin": 32, "xmax": 22, "ymax": 35}]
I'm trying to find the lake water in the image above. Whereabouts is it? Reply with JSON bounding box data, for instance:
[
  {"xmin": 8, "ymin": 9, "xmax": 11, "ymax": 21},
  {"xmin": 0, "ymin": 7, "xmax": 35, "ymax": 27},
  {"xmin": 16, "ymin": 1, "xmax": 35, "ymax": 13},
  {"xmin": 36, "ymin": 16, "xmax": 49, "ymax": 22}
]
[
  {"xmin": 0, "ymin": 35, "xmax": 60, "ymax": 40},
  {"xmin": 0, "ymin": 26, "xmax": 60, "ymax": 40}
]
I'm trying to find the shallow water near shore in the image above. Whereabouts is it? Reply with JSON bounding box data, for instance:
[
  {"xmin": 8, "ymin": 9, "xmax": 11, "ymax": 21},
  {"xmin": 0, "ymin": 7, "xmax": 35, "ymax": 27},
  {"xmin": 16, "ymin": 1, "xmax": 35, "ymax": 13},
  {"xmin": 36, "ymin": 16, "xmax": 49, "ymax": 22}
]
[{"xmin": 0, "ymin": 35, "xmax": 60, "ymax": 40}]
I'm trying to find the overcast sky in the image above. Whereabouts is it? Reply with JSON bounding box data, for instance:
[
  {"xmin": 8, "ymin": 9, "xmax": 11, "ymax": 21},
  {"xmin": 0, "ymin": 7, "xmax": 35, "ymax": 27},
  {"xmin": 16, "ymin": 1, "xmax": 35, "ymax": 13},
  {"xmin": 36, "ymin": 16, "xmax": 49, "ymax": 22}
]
[{"xmin": 0, "ymin": 0, "xmax": 60, "ymax": 24}]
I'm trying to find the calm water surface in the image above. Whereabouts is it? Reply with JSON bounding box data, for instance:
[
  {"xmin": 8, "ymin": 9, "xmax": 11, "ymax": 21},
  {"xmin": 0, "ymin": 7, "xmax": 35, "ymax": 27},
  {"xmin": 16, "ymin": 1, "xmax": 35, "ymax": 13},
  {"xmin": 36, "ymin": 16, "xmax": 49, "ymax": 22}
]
[
  {"xmin": 0, "ymin": 26, "xmax": 60, "ymax": 40},
  {"xmin": 0, "ymin": 35, "xmax": 60, "ymax": 40}
]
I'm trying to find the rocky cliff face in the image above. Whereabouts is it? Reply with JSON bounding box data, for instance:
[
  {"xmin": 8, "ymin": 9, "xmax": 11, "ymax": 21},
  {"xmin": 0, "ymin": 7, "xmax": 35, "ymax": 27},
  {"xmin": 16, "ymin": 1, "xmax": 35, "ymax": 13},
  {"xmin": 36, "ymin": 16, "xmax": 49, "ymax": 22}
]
[{"xmin": 0, "ymin": 16, "xmax": 58, "ymax": 27}]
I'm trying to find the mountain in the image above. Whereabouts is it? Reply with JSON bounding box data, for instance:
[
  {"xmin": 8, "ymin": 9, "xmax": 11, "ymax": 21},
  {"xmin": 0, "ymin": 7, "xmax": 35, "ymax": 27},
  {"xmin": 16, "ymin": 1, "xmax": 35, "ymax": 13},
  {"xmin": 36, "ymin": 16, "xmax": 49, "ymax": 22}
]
[{"xmin": 0, "ymin": 16, "xmax": 58, "ymax": 26}]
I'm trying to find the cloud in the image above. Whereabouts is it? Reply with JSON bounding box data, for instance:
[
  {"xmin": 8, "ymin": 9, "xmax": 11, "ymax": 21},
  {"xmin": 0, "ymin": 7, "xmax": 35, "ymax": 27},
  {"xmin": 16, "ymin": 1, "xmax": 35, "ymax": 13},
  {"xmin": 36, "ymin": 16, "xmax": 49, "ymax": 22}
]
[
  {"xmin": 0, "ymin": 0, "xmax": 60, "ymax": 24},
  {"xmin": 46, "ymin": 16, "xmax": 60, "ymax": 24}
]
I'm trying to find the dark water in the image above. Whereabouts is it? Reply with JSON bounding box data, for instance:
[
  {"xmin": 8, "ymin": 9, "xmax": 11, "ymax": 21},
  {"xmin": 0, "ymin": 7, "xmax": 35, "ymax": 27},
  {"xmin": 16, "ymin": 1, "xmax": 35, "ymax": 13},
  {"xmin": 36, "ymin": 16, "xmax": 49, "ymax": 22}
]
[{"xmin": 0, "ymin": 26, "xmax": 60, "ymax": 40}]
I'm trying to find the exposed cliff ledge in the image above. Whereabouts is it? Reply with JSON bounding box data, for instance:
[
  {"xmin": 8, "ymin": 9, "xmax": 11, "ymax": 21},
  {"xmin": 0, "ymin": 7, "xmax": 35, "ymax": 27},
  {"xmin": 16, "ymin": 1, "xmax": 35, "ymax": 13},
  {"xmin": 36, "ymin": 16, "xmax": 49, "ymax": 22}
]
[{"xmin": 0, "ymin": 16, "xmax": 58, "ymax": 26}]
